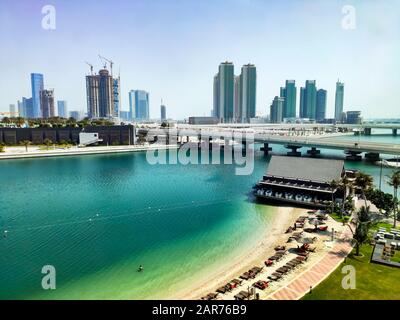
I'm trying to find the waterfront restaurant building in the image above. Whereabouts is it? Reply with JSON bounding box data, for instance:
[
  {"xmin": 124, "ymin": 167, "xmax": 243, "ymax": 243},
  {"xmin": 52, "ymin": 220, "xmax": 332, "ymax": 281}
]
[{"xmin": 255, "ymin": 156, "xmax": 346, "ymax": 208}]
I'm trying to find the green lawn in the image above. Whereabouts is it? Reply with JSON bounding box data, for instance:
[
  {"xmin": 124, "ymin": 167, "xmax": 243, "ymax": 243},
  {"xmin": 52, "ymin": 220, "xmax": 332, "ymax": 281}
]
[{"xmin": 303, "ymin": 244, "xmax": 400, "ymax": 300}]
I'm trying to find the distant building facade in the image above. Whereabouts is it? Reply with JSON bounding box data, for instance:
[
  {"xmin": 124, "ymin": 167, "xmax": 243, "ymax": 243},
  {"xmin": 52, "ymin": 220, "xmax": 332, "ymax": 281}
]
[
  {"xmin": 240, "ymin": 64, "xmax": 256, "ymax": 123},
  {"xmin": 57, "ymin": 100, "xmax": 68, "ymax": 118},
  {"xmin": 40, "ymin": 89, "xmax": 55, "ymax": 118},
  {"xmin": 303, "ymin": 80, "xmax": 317, "ymax": 120},
  {"xmin": 160, "ymin": 104, "xmax": 166, "ymax": 120},
  {"xmin": 9, "ymin": 104, "xmax": 16, "ymax": 117},
  {"xmin": 129, "ymin": 90, "xmax": 150, "ymax": 121},
  {"xmin": 31, "ymin": 73, "xmax": 44, "ymax": 118},
  {"xmin": 316, "ymin": 89, "xmax": 327, "ymax": 122},
  {"xmin": 280, "ymin": 80, "xmax": 296, "ymax": 118},
  {"xmin": 86, "ymin": 68, "xmax": 117, "ymax": 118},
  {"xmin": 188, "ymin": 117, "xmax": 219, "ymax": 125},
  {"xmin": 213, "ymin": 62, "xmax": 234, "ymax": 123},
  {"xmin": 0, "ymin": 125, "xmax": 135, "ymax": 146},
  {"xmin": 270, "ymin": 96, "xmax": 284, "ymax": 123},
  {"xmin": 69, "ymin": 111, "xmax": 84, "ymax": 121},
  {"xmin": 335, "ymin": 80, "xmax": 345, "ymax": 121},
  {"xmin": 346, "ymin": 111, "xmax": 362, "ymax": 124}
]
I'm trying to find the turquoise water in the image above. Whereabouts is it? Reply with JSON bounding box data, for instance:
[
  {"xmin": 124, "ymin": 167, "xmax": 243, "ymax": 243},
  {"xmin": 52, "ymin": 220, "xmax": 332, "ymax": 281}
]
[
  {"xmin": 0, "ymin": 133, "xmax": 399, "ymax": 299},
  {"xmin": 0, "ymin": 150, "xmax": 275, "ymax": 299}
]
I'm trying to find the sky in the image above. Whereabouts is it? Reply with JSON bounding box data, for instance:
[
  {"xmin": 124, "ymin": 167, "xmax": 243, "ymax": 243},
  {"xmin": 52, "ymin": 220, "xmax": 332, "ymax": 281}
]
[{"xmin": 0, "ymin": 0, "xmax": 399, "ymax": 119}]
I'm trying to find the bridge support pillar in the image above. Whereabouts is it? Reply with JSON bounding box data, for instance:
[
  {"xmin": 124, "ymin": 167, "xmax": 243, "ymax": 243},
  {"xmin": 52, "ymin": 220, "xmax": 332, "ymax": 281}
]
[
  {"xmin": 365, "ymin": 152, "xmax": 380, "ymax": 161},
  {"xmin": 364, "ymin": 128, "xmax": 372, "ymax": 136},
  {"xmin": 393, "ymin": 129, "xmax": 398, "ymax": 136},
  {"xmin": 260, "ymin": 143, "xmax": 272, "ymax": 155},
  {"xmin": 285, "ymin": 145, "xmax": 302, "ymax": 157},
  {"xmin": 307, "ymin": 147, "xmax": 321, "ymax": 157},
  {"xmin": 345, "ymin": 150, "xmax": 362, "ymax": 161}
]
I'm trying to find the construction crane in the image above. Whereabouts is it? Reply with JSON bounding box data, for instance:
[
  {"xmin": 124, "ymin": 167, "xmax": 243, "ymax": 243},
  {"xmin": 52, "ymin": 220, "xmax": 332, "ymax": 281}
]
[
  {"xmin": 98, "ymin": 54, "xmax": 114, "ymax": 76},
  {"xmin": 85, "ymin": 62, "xmax": 94, "ymax": 75}
]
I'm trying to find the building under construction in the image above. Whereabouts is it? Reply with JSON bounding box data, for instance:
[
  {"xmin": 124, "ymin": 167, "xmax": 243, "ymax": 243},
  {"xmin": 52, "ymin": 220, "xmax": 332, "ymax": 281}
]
[{"xmin": 86, "ymin": 56, "xmax": 120, "ymax": 119}]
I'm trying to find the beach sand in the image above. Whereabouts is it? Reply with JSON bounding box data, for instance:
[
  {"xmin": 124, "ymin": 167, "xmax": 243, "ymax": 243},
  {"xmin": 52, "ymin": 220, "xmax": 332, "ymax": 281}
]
[
  {"xmin": 172, "ymin": 205, "xmax": 346, "ymax": 300},
  {"xmin": 172, "ymin": 205, "xmax": 305, "ymax": 300}
]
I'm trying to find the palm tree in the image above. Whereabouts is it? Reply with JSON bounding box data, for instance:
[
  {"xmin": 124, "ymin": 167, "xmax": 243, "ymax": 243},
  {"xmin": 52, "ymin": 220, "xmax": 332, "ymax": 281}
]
[
  {"xmin": 329, "ymin": 179, "xmax": 339, "ymax": 214},
  {"xmin": 43, "ymin": 138, "xmax": 53, "ymax": 150},
  {"xmin": 339, "ymin": 176, "xmax": 353, "ymax": 223},
  {"xmin": 347, "ymin": 206, "xmax": 372, "ymax": 256},
  {"xmin": 388, "ymin": 170, "xmax": 400, "ymax": 228},
  {"xmin": 20, "ymin": 140, "xmax": 31, "ymax": 152},
  {"xmin": 15, "ymin": 117, "xmax": 25, "ymax": 128},
  {"xmin": 354, "ymin": 172, "xmax": 374, "ymax": 207}
]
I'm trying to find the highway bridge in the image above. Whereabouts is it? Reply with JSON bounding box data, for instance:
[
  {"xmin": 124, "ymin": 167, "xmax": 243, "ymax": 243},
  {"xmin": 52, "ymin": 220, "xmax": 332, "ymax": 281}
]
[{"xmin": 140, "ymin": 125, "xmax": 400, "ymax": 160}]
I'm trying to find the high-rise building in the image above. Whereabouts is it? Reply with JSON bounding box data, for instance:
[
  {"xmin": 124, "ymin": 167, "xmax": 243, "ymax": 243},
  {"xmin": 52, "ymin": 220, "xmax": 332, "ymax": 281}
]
[
  {"xmin": 280, "ymin": 80, "xmax": 296, "ymax": 118},
  {"xmin": 57, "ymin": 100, "xmax": 68, "ymax": 118},
  {"xmin": 40, "ymin": 89, "xmax": 55, "ymax": 118},
  {"xmin": 346, "ymin": 111, "xmax": 362, "ymax": 124},
  {"xmin": 24, "ymin": 97, "xmax": 33, "ymax": 118},
  {"xmin": 217, "ymin": 61, "xmax": 234, "ymax": 123},
  {"xmin": 17, "ymin": 100, "xmax": 25, "ymax": 118},
  {"xmin": 119, "ymin": 110, "xmax": 131, "ymax": 121},
  {"xmin": 113, "ymin": 77, "xmax": 120, "ymax": 118},
  {"xmin": 240, "ymin": 63, "xmax": 256, "ymax": 123},
  {"xmin": 9, "ymin": 104, "xmax": 16, "ymax": 117},
  {"xmin": 213, "ymin": 74, "xmax": 220, "ymax": 119},
  {"xmin": 86, "ymin": 68, "xmax": 116, "ymax": 118},
  {"xmin": 316, "ymin": 89, "xmax": 327, "ymax": 121},
  {"xmin": 335, "ymin": 80, "xmax": 345, "ymax": 121},
  {"xmin": 234, "ymin": 75, "xmax": 241, "ymax": 122},
  {"xmin": 129, "ymin": 90, "xmax": 150, "ymax": 120},
  {"xmin": 300, "ymin": 87, "xmax": 306, "ymax": 118},
  {"xmin": 160, "ymin": 104, "xmax": 166, "ymax": 120},
  {"xmin": 270, "ymin": 96, "xmax": 284, "ymax": 123},
  {"xmin": 301, "ymin": 80, "xmax": 317, "ymax": 120},
  {"xmin": 31, "ymin": 73, "xmax": 44, "ymax": 118},
  {"xmin": 69, "ymin": 111, "xmax": 84, "ymax": 120}
]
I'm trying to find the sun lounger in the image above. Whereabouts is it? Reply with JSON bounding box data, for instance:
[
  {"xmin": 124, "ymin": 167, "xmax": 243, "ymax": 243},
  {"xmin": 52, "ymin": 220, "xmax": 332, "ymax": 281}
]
[
  {"xmin": 240, "ymin": 272, "xmax": 251, "ymax": 280},
  {"xmin": 234, "ymin": 291, "xmax": 251, "ymax": 300}
]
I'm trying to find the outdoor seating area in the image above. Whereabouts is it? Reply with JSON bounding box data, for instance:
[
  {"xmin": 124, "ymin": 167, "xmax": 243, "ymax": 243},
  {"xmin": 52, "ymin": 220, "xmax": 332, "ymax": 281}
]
[
  {"xmin": 199, "ymin": 210, "xmax": 325, "ymax": 300},
  {"xmin": 254, "ymin": 156, "xmax": 346, "ymax": 208}
]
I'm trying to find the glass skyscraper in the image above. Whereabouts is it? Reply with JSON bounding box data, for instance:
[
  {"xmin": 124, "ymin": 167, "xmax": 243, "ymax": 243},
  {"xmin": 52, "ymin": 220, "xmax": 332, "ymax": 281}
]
[
  {"xmin": 316, "ymin": 89, "xmax": 327, "ymax": 121},
  {"xmin": 270, "ymin": 96, "xmax": 284, "ymax": 123},
  {"xmin": 31, "ymin": 73, "xmax": 44, "ymax": 118},
  {"xmin": 280, "ymin": 80, "xmax": 297, "ymax": 118},
  {"xmin": 216, "ymin": 62, "xmax": 234, "ymax": 123},
  {"xmin": 160, "ymin": 104, "xmax": 166, "ymax": 120},
  {"xmin": 240, "ymin": 63, "xmax": 256, "ymax": 123},
  {"xmin": 301, "ymin": 80, "xmax": 317, "ymax": 120},
  {"xmin": 335, "ymin": 80, "xmax": 344, "ymax": 121},
  {"xmin": 57, "ymin": 100, "xmax": 68, "ymax": 118},
  {"xmin": 129, "ymin": 90, "xmax": 150, "ymax": 120}
]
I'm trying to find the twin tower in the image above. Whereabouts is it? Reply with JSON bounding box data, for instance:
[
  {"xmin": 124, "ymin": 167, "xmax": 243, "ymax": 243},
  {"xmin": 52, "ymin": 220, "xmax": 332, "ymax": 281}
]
[{"xmin": 213, "ymin": 62, "xmax": 256, "ymax": 124}]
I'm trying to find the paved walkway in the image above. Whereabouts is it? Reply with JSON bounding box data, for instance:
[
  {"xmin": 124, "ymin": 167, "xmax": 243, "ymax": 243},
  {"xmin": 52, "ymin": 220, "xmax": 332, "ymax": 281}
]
[{"xmin": 266, "ymin": 228, "xmax": 354, "ymax": 300}]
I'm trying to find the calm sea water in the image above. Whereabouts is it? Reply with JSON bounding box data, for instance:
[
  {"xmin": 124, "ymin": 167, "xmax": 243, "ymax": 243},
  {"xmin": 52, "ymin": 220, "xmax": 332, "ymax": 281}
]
[{"xmin": 0, "ymin": 132, "xmax": 399, "ymax": 299}]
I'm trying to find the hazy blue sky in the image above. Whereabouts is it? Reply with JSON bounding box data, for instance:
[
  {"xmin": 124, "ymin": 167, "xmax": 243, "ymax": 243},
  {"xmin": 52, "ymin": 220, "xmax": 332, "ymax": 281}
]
[{"xmin": 1, "ymin": 0, "xmax": 399, "ymax": 119}]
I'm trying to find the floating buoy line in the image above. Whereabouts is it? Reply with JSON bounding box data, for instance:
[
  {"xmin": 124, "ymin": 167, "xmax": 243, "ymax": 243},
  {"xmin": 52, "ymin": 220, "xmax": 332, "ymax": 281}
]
[{"xmin": 0, "ymin": 198, "xmax": 235, "ymax": 236}]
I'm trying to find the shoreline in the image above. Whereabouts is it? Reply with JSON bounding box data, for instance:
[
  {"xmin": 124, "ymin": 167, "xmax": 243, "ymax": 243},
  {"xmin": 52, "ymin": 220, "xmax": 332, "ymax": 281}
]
[
  {"xmin": 171, "ymin": 205, "xmax": 304, "ymax": 300},
  {"xmin": 0, "ymin": 144, "xmax": 178, "ymax": 160}
]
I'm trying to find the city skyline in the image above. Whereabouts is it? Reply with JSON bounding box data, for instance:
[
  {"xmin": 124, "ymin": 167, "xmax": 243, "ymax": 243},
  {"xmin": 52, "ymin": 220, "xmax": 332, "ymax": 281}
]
[{"xmin": 1, "ymin": 0, "xmax": 399, "ymax": 119}]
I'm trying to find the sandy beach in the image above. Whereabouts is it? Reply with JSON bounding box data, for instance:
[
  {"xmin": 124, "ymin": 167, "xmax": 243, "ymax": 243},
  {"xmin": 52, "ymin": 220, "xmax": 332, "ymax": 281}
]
[
  {"xmin": 172, "ymin": 205, "xmax": 306, "ymax": 300},
  {"xmin": 172, "ymin": 205, "xmax": 346, "ymax": 300},
  {"xmin": 0, "ymin": 144, "xmax": 178, "ymax": 160}
]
